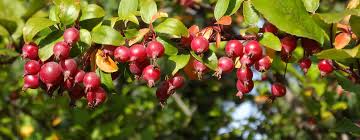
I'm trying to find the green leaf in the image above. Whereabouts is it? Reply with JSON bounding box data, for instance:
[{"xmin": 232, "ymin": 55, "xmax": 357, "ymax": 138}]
[
  {"xmin": 80, "ymin": 29, "xmax": 92, "ymax": 46},
  {"xmin": 259, "ymin": 32, "xmax": 281, "ymax": 51},
  {"xmin": 214, "ymin": 0, "xmax": 230, "ymax": 20},
  {"xmin": 118, "ymin": 0, "xmax": 138, "ymax": 20},
  {"xmin": 53, "ymin": 0, "xmax": 80, "ymax": 25},
  {"xmin": 190, "ymin": 50, "xmax": 218, "ymax": 70},
  {"xmin": 315, "ymin": 49, "xmax": 352, "ymax": 60},
  {"xmin": 243, "ymin": 1, "xmax": 259, "ymax": 25},
  {"xmin": 38, "ymin": 32, "xmax": 63, "ymax": 61},
  {"xmin": 225, "ymin": 0, "xmax": 244, "ymax": 15},
  {"xmin": 156, "ymin": 36, "xmax": 178, "ymax": 56},
  {"xmin": 0, "ymin": 48, "xmax": 19, "ymax": 57},
  {"xmin": 91, "ymin": 26, "xmax": 125, "ymax": 46},
  {"xmin": 316, "ymin": 9, "xmax": 360, "ymax": 24},
  {"xmin": 80, "ymin": 4, "xmax": 105, "ymax": 21},
  {"xmin": 140, "ymin": 0, "xmax": 157, "ymax": 24},
  {"xmin": 23, "ymin": 18, "xmax": 57, "ymax": 43},
  {"xmin": 302, "ymin": 0, "xmax": 319, "ymax": 13},
  {"xmin": 168, "ymin": 54, "xmax": 190, "ymax": 75},
  {"xmin": 350, "ymin": 16, "xmax": 360, "ymax": 38},
  {"xmin": 0, "ymin": 25, "xmax": 9, "ymax": 36},
  {"xmin": 331, "ymin": 118, "xmax": 360, "ymax": 135},
  {"xmin": 154, "ymin": 18, "xmax": 189, "ymax": 38},
  {"xmin": 252, "ymin": 0, "xmax": 325, "ymax": 44},
  {"xmin": 96, "ymin": 69, "xmax": 115, "ymax": 93}
]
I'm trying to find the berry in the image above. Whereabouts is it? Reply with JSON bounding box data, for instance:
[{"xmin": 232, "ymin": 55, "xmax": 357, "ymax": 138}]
[
  {"xmin": 281, "ymin": 36, "xmax": 297, "ymax": 54},
  {"xmin": 271, "ymin": 83, "xmax": 286, "ymax": 97},
  {"xmin": 263, "ymin": 22, "xmax": 278, "ymax": 34},
  {"xmin": 156, "ymin": 82, "xmax": 174, "ymax": 106},
  {"xmin": 129, "ymin": 44, "xmax": 146, "ymax": 62},
  {"xmin": 24, "ymin": 60, "xmax": 41, "ymax": 75},
  {"xmin": 83, "ymin": 72, "xmax": 101, "ymax": 92},
  {"xmin": 254, "ymin": 56, "xmax": 272, "ymax": 72},
  {"xmin": 301, "ymin": 38, "xmax": 322, "ymax": 55},
  {"xmin": 62, "ymin": 78, "xmax": 74, "ymax": 90},
  {"xmin": 240, "ymin": 55, "xmax": 255, "ymax": 66},
  {"xmin": 146, "ymin": 41, "xmax": 165, "ymax": 59},
  {"xmin": 192, "ymin": 59, "xmax": 207, "ymax": 79},
  {"xmin": 142, "ymin": 65, "xmax": 161, "ymax": 87},
  {"xmin": 318, "ymin": 59, "xmax": 333, "ymax": 76},
  {"xmin": 95, "ymin": 87, "xmax": 107, "ymax": 107},
  {"xmin": 53, "ymin": 41, "xmax": 71, "ymax": 60},
  {"xmin": 87, "ymin": 87, "xmax": 107, "ymax": 108},
  {"xmin": 63, "ymin": 27, "xmax": 80, "ymax": 45},
  {"xmin": 39, "ymin": 62, "xmax": 63, "ymax": 90},
  {"xmin": 69, "ymin": 85, "xmax": 85, "ymax": 100},
  {"xmin": 23, "ymin": 75, "xmax": 39, "ymax": 90},
  {"xmin": 298, "ymin": 58, "xmax": 312, "ymax": 74},
  {"xmin": 129, "ymin": 60, "xmax": 150, "ymax": 77},
  {"xmin": 74, "ymin": 69, "xmax": 85, "ymax": 84},
  {"xmin": 60, "ymin": 59, "xmax": 77, "ymax": 80},
  {"xmin": 191, "ymin": 36, "xmax": 209, "ymax": 54},
  {"xmin": 225, "ymin": 40, "xmax": 243, "ymax": 58},
  {"xmin": 214, "ymin": 57, "xmax": 234, "ymax": 79},
  {"xmin": 236, "ymin": 80, "xmax": 254, "ymax": 99},
  {"xmin": 103, "ymin": 45, "xmax": 117, "ymax": 56},
  {"xmin": 168, "ymin": 74, "xmax": 185, "ymax": 91},
  {"xmin": 114, "ymin": 46, "xmax": 130, "ymax": 62},
  {"xmin": 244, "ymin": 40, "xmax": 263, "ymax": 61},
  {"xmin": 237, "ymin": 66, "xmax": 253, "ymax": 82},
  {"xmin": 22, "ymin": 43, "xmax": 38, "ymax": 60}
]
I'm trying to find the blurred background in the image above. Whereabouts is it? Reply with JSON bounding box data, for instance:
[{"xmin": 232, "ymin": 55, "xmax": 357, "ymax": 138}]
[{"xmin": 1, "ymin": 0, "xmax": 360, "ymax": 139}]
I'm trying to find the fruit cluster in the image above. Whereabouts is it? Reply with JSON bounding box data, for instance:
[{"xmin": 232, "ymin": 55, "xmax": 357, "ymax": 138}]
[
  {"xmin": 22, "ymin": 21, "xmax": 337, "ymax": 108},
  {"xmin": 22, "ymin": 27, "xmax": 109, "ymax": 108}
]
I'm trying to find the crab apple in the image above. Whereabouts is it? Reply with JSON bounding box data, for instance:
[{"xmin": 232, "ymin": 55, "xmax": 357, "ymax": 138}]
[
  {"xmin": 298, "ymin": 58, "xmax": 312, "ymax": 74},
  {"xmin": 281, "ymin": 36, "xmax": 297, "ymax": 54},
  {"xmin": 22, "ymin": 43, "xmax": 38, "ymax": 60},
  {"xmin": 156, "ymin": 81, "xmax": 174, "ymax": 106},
  {"xmin": 60, "ymin": 58, "xmax": 77, "ymax": 80},
  {"xmin": 63, "ymin": 27, "xmax": 80, "ymax": 45},
  {"xmin": 129, "ymin": 44, "xmax": 146, "ymax": 62},
  {"xmin": 146, "ymin": 41, "xmax": 165, "ymax": 59},
  {"xmin": 142, "ymin": 65, "xmax": 161, "ymax": 87},
  {"xmin": 192, "ymin": 59, "xmax": 208, "ymax": 79},
  {"xmin": 168, "ymin": 74, "xmax": 185, "ymax": 91},
  {"xmin": 318, "ymin": 59, "xmax": 334, "ymax": 76},
  {"xmin": 94, "ymin": 87, "xmax": 107, "ymax": 107},
  {"xmin": 69, "ymin": 84, "xmax": 85, "ymax": 100},
  {"xmin": 23, "ymin": 75, "xmax": 40, "ymax": 90},
  {"xmin": 87, "ymin": 87, "xmax": 107, "ymax": 107},
  {"xmin": 179, "ymin": 0, "xmax": 193, "ymax": 6},
  {"xmin": 244, "ymin": 40, "xmax": 263, "ymax": 61},
  {"xmin": 129, "ymin": 60, "xmax": 150, "ymax": 77},
  {"xmin": 114, "ymin": 46, "xmax": 130, "ymax": 63},
  {"xmin": 240, "ymin": 55, "xmax": 255, "ymax": 66},
  {"xmin": 24, "ymin": 60, "xmax": 41, "ymax": 75},
  {"xmin": 191, "ymin": 36, "xmax": 209, "ymax": 54},
  {"xmin": 62, "ymin": 78, "xmax": 74, "ymax": 90},
  {"xmin": 103, "ymin": 45, "xmax": 117, "ymax": 56},
  {"xmin": 53, "ymin": 41, "xmax": 71, "ymax": 60},
  {"xmin": 237, "ymin": 66, "xmax": 253, "ymax": 82},
  {"xmin": 83, "ymin": 72, "xmax": 101, "ymax": 92},
  {"xmin": 271, "ymin": 83, "xmax": 286, "ymax": 97},
  {"xmin": 301, "ymin": 38, "xmax": 322, "ymax": 55},
  {"xmin": 225, "ymin": 40, "xmax": 243, "ymax": 58},
  {"xmin": 263, "ymin": 22, "xmax": 278, "ymax": 34},
  {"xmin": 236, "ymin": 80, "xmax": 254, "ymax": 99},
  {"xmin": 214, "ymin": 57, "xmax": 234, "ymax": 79},
  {"xmin": 254, "ymin": 56, "xmax": 272, "ymax": 72},
  {"xmin": 74, "ymin": 69, "xmax": 85, "ymax": 84},
  {"xmin": 39, "ymin": 62, "xmax": 63, "ymax": 90}
]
